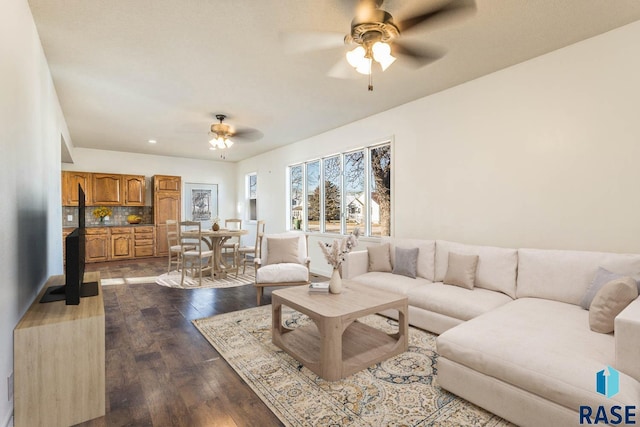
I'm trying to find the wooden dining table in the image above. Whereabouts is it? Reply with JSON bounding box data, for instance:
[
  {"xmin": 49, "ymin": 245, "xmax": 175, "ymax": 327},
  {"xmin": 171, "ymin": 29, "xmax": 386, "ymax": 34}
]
[{"xmin": 182, "ymin": 229, "xmax": 248, "ymax": 279}]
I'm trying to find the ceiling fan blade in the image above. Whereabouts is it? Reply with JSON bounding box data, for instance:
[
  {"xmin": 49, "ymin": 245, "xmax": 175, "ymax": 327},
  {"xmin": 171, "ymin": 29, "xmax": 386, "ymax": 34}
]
[
  {"xmin": 327, "ymin": 57, "xmax": 361, "ymax": 79},
  {"xmin": 280, "ymin": 31, "xmax": 346, "ymax": 54},
  {"xmin": 393, "ymin": 41, "xmax": 445, "ymax": 67},
  {"xmin": 231, "ymin": 128, "xmax": 263, "ymax": 143},
  {"xmin": 396, "ymin": 0, "xmax": 476, "ymax": 34}
]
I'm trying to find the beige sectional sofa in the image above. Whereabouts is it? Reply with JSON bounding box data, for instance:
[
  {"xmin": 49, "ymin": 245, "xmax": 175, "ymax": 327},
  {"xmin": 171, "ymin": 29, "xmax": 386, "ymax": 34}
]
[{"xmin": 342, "ymin": 238, "xmax": 640, "ymax": 427}]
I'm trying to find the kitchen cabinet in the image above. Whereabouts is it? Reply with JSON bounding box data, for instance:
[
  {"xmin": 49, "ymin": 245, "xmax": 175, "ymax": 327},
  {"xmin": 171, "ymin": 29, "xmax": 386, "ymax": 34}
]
[
  {"xmin": 110, "ymin": 227, "xmax": 134, "ymax": 260},
  {"xmin": 85, "ymin": 228, "xmax": 109, "ymax": 262},
  {"xmin": 154, "ymin": 175, "xmax": 181, "ymax": 192},
  {"xmin": 92, "ymin": 173, "xmax": 123, "ymax": 205},
  {"xmin": 123, "ymin": 175, "xmax": 145, "ymax": 206},
  {"xmin": 62, "ymin": 171, "xmax": 92, "ymax": 206},
  {"xmin": 134, "ymin": 226, "xmax": 155, "ymax": 258},
  {"xmin": 154, "ymin": 175, "xmax": 181, "ymax": 257}
]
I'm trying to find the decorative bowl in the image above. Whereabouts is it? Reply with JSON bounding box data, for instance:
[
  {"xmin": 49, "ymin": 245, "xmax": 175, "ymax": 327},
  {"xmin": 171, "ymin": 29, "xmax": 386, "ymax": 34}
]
[{"xmin": 127, "ymin": 215, "xmax": 142, "ymax": 224}]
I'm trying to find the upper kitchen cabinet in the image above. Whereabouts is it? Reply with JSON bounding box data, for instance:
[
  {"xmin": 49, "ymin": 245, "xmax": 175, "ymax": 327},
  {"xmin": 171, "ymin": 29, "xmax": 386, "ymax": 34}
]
[
  {"xmin": 92, "ymin": 173, "xmax": 123, "ymax": 205},
  {"xmin": 123, "ymin": 175, "xmax": 145, "ymax": 206},
  {"xmin": 62, "ymin": 172, "xmax": 149, "ymax": 206},
  {"xmin": 62, "ymin": 171, "xmax": 92, "ymax": 206},
  {"xmin": 154, "ymin": 175, "xmax": 181, "ymax": 192}
]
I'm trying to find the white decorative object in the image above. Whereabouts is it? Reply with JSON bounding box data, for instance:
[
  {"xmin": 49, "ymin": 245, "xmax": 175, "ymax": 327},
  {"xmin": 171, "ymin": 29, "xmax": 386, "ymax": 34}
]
[
  {"xmin": 318, "ymin": 228, "xmax": 360, "ymax": 294},
  {"xmin": 329, "ymin": 268, "xmax": 342, "ymax": 294}
]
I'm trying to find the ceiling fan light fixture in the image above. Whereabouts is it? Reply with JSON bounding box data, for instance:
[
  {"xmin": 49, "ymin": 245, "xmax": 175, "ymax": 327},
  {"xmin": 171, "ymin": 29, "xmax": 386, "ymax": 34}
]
[
  {"xmin": 355, "ymin": 58, "xmax": 372, "ymax": 75},
  {"xmin": 372, "ymin": 41, "xmax": 395, "ymax": 71},
  {"xmin": 346, "ymin": 46, "xmax": 366, "ymax": 68}
]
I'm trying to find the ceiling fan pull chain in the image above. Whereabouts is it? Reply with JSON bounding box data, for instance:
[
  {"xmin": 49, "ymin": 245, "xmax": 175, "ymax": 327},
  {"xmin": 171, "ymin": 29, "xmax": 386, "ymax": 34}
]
[{"xmin": 368, "ymin": 59, "xmax": 374, "ymax": 91}]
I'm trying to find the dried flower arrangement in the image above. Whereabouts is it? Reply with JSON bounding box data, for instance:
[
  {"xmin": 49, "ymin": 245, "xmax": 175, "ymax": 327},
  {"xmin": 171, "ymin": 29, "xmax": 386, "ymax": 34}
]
[{"xmin": 318, "ymin": 227, "xmax": 361, "ymax": 270}]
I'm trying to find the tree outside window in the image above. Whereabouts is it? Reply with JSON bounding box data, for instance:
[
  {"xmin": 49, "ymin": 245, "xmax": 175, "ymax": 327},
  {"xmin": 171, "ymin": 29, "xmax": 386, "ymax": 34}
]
[
  {"xmin": 323, "ymin": 156, "xmax": 341, "ymax": 233},
  {"xmin": 306, "ymin": 161, "xmax": 320, "ymax": 232},
  {"xmin": 370, "ymin": 144, "xmax": 391, "ymax": 236}
]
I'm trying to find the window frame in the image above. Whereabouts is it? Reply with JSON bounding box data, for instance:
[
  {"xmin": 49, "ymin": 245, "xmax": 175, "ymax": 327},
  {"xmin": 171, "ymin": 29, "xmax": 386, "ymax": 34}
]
[{"xmin": 287, "ymin": 140, "xmax": 392, "ymax": 237}]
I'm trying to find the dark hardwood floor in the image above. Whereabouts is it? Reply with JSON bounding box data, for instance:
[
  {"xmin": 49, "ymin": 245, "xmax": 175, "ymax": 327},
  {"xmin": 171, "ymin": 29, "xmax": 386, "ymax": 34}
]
[{"xmin": 78, "ymin": 258, "xmax": 321, "ymax": 427}]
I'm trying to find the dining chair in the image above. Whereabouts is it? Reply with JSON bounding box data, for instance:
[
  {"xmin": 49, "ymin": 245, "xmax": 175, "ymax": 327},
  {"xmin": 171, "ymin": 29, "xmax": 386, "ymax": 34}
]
[
  {"xmin": 167, "ymin": 219, "xmax": 195, "ymax": 273},
  {"xmin": 238, "ymin": 220, "xmax": 265, "ymax": 276},
  {"xmin": 222, "ymin": 218, "xmax": 242, "ymax": 274},
  {"xmin": 166, "ymin": 219, "xmax": 182, "ymax": 273},
  {"xmin": 179, "ymin": 221, "xmax": 214, "ymax": 286},
  {"xmin": 254, "ymin": 232, "xmax": 309, "ymax": 305}
]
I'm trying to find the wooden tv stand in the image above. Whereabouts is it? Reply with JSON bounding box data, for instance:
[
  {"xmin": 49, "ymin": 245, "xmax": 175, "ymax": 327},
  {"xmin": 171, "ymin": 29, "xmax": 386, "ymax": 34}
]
[{"xmin": 13, "ymin": 272, "xmax": 105, "ymax": 427}]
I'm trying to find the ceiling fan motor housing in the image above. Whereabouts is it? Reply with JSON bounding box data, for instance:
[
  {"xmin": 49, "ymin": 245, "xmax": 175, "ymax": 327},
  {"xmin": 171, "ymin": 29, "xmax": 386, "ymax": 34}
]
[{"xmin": 346, "ymin": 10, "xmax": 399, "ymax": 47}]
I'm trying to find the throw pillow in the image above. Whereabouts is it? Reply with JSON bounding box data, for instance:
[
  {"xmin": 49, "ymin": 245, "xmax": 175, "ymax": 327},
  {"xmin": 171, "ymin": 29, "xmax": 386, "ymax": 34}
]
[
  {"xmin": 581, "ymin": 267, "xmax": 625, "ymax": 310},
  {"xmin": 589, "ymin": 276, "xmax": 638, "ymax": 334},
  {"xmin": 368, "ymin": 243, "xmax": 392, "ymax": 272},
  {"xmin": 266, "ymin": 237, "xmax": 300, "ymax": 265},
  {"xmin": 443, "ymin": 252, "xmax": 479, "ymax": 290},
  {"xmin": 392, "ymin": 247, "xmax": 419, "ymax": 279}
]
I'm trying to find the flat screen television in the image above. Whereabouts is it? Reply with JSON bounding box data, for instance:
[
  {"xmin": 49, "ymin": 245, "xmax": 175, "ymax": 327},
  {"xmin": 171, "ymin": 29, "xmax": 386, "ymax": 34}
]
[{"xmin": 41, "ymin": 184, "xmax": 99, "ymax": 304}]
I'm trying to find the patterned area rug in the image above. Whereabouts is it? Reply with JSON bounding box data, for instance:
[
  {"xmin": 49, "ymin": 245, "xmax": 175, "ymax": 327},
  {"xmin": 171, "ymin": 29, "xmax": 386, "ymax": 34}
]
[
  {"xmin": 155, "ymin": 269, "xmax": 255, "ymax": 289},
  {"xmin": 193, "ymin": 306, "xmax": 512, "ymax": 427}
]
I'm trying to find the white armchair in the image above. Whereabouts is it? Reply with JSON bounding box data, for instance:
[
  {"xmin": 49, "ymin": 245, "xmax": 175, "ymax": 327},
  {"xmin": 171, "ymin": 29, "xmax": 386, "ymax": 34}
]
[{"xmin": 254, "ymin": 233, "xmax": 310, "ymax": 305}]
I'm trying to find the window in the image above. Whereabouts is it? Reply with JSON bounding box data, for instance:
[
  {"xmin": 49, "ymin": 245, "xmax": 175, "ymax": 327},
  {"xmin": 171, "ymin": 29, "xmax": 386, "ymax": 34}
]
[
  {"xmin": 324, "ymin": 156, "xmax": 341, "ymax": 234},
  {"xmin": 288, "ymin": 141, "xmax": 391, "ymax": 237},
  {"xmin": 306, "ymin": 160, "xmax": 320, "ymax": 232},
  {"xmin": 247, "ymin": 173, "xmax": 257, "ymax": 221},
  {"xmin": 290, "ymin": 165, "xmax": 303, "ymax": 229}
]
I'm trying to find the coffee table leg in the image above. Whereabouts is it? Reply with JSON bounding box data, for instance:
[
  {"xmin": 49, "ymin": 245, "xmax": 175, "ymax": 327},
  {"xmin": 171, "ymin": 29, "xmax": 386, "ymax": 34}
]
[
  {"xmin": 397, "ymin": 303, "xmax": 408, "ymax": 351},
  {"xmin": 318, "ymin": 317, "xmax": 342, "ymax": 381}
]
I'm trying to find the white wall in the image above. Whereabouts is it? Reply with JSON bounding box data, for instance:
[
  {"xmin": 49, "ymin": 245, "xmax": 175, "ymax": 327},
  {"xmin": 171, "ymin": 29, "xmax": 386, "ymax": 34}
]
[
  {"xmin": 1, "ymin": 0, "xmax": 70, "ymax": 424},
  {"xmin": 237, "ymin": 21, "xmax": 640, "ymax": 277},
  {"xmin": 63, "ymin": 148, "xmax": 238, "ymax": 222}
]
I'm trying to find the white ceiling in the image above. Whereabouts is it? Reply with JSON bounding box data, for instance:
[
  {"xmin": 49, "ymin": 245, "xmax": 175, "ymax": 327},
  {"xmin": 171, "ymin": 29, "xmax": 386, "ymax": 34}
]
[{"xmin": 28, "ymin": 0, "xmax": 640, "ymax": 163}]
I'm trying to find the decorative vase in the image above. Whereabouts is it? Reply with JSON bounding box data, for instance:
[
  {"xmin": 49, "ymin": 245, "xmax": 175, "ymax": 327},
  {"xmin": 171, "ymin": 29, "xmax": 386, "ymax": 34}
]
[
  {"xmin": 329, "ymin": 268, "xmax": 342, "ymax": 294},
  {"xmin": 212, "ymin": 222, "xmax": 220, "ymax": 231},
  {"xmin": 99, "ymin": 217, "xmax": 104, "ymax": 224}
]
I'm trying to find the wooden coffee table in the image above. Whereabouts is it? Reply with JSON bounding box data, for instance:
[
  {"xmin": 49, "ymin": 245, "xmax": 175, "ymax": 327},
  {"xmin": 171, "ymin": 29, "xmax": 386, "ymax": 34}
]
[{"xmin": 271, "ymin": 281, "xmax": 408, "ymax": 381}]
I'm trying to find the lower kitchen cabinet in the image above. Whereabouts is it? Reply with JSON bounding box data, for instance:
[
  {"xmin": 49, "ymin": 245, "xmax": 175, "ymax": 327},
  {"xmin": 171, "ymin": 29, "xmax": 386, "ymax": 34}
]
[
  {"xmin": 110, "ymin": 227, "xmax": 134, "ymax": 260},
  {"xmin": 85, "ymin": 228, "xmax": 109, "ymax": 262}
]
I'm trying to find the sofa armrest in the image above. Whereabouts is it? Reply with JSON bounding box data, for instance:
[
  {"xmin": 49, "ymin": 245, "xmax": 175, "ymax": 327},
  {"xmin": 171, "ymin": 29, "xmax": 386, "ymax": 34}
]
[
  {"xmin": 254, "ymin": 257, "xmax": 262, "ymax": 269},
  {"xmin": 343, "ymin": 250, "xmax": 368, "ymax": 280},
  {"xmin": 615, "ymin": 296, "xmax": 640, "ymax": 381}
]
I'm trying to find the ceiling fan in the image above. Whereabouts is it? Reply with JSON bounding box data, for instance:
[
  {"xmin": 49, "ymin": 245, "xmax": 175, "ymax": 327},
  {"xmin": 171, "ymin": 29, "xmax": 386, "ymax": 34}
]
[
  {"xmin": 284, "ymin": 0, "xmax": 476, "ymax": 91},
  {"xmin": 208, "ymin": 114, "xmax": 262, "ymax": 150}
]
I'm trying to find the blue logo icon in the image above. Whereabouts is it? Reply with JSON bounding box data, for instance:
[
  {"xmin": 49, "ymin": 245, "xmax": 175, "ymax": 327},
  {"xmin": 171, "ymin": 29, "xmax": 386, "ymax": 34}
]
[{"xmin": 596, "ymin": 366, "xmax": 619, "ymax": 398}]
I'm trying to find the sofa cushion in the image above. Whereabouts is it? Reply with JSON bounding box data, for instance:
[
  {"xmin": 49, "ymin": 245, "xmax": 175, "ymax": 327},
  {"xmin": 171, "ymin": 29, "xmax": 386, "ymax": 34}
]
[
  {"xmin": 368, "ymin": 243, "xmax": 392, "ymax": 272},
  {"xmin": 443, "ymin": 252, "xmax": 478, "ymax": 290},
  {"xmin": 436, "ymin": 298, "xmax": 640, "ymax": 412},
  {"xmin": 382, "ymin": 237, "xmax": 436, "ymax": 281},
  {"xmin": 435, "ymin": 240, "xmax": 518, "ymax": 299},
  {"xmin": 266, "ymin": 237, "xmax": 300, "ymax": 265},
  {"xmin": 581, "ymin": 267, "xmax": 627, "ymax": 309},
  {"xmin": 408, "ymin": 282, "xmax": 512, "ymax": 321},
  {"xmin": 392, "ymin": 247, "xmax": 419, "ymax": 279},
  {"xmin": 589, "ymin": 277, "xmax": 638, "ymax": 333},
  {"xmin": 256, "ymin": 263, "xmax": 308, "ymax": 283},
  {"xmin": 517, "ymin": 248, "xmax": 640, "ymax": 305},
  {"xmin": 349, "ymin": 272, "xmax": 428, "ymax": 296}
]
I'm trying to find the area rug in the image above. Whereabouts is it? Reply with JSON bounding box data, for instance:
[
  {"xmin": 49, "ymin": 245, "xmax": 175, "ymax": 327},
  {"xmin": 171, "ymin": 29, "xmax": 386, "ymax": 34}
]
[
  {"xmin": 193, "ymin": 306, "xmax": 512, "ymax": 427},
  {"xmin": 155, "ymin": 269, "xmax": 255, "ymax": 289}
]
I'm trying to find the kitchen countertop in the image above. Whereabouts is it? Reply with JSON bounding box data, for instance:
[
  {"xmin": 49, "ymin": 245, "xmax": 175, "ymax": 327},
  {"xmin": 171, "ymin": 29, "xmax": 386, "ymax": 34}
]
[{"xmin": 64, "ymin": 223, "xmax": 154, "ymax": 230}]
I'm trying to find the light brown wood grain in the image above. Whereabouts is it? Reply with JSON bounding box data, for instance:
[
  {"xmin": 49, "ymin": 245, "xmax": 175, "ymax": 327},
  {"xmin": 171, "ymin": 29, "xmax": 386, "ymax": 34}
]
[
  {"xmin": 272, "ymin": 281, "xmax": 408, "ymax": 381},
  {"xmin": 14, "ymin": 272, "xmax": 105, "ymax": 427}
]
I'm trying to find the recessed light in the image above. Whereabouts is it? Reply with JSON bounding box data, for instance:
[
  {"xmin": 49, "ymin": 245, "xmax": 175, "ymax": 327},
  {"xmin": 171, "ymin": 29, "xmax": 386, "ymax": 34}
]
[{"xmin": 148, "ymin": 139, "xmax": 157, "ymax": 144}]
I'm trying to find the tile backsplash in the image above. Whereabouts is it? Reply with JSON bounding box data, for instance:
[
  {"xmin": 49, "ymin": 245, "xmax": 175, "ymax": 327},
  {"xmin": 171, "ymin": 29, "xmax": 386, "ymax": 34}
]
[{"xmin": 63, "ymin": 206, "xmax": 153, "ymax": 227}]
